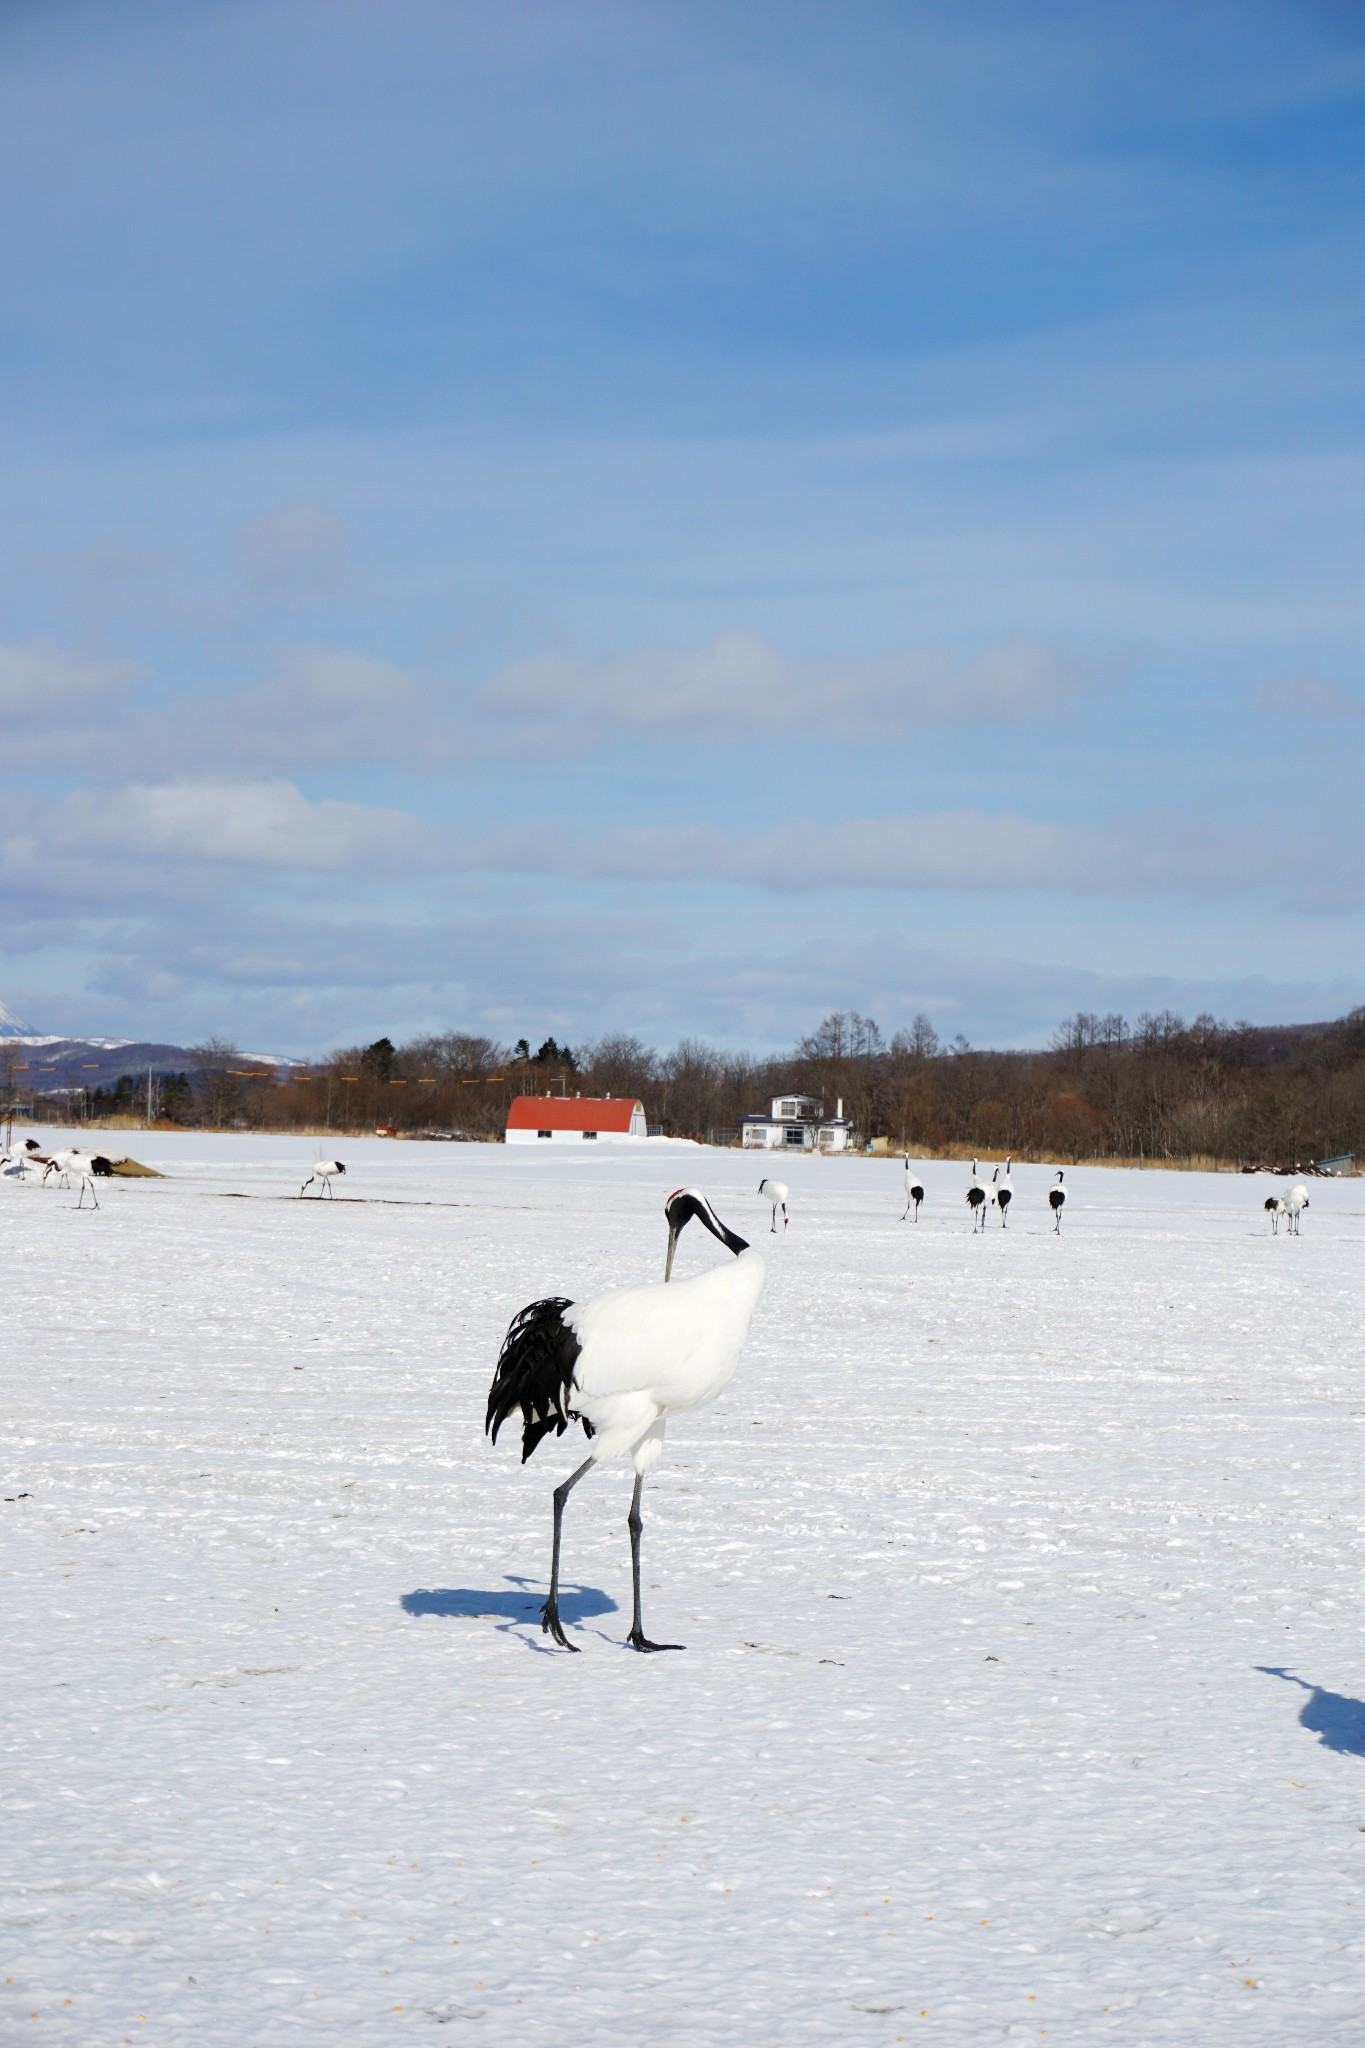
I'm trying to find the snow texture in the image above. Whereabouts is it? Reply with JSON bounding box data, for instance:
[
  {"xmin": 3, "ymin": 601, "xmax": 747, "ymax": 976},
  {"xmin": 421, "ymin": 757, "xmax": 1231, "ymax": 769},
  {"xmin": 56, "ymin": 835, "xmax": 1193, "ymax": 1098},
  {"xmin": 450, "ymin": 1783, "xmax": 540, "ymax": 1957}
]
[{"xmin": 4, "ymin": 1133, "xmax": 1365, "ymax": 2046}]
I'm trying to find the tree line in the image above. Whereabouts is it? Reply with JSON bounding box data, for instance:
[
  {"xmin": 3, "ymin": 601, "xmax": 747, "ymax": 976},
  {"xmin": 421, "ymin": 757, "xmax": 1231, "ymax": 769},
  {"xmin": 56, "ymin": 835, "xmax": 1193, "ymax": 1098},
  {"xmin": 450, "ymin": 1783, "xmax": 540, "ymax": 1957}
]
[{"xmin": 65, "ymin": 1006, "xmax": 1365, "ymax": 1166}]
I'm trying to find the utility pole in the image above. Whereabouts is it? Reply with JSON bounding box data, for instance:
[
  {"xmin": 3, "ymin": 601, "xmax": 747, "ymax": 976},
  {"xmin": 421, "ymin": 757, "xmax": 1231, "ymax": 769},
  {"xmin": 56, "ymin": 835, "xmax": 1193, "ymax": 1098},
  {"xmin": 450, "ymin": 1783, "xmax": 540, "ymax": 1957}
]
[{"xmin": 1, "ymin": 1043, "xmax": 15, "ymax": 1153}]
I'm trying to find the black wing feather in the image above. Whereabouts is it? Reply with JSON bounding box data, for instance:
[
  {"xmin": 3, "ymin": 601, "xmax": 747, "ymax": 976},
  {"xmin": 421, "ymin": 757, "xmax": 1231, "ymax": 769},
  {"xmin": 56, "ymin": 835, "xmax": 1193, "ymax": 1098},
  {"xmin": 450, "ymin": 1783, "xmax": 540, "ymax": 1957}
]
[{"xmin": 485, "ymin": 1296, "xmax": 590, "ymax": 1463}]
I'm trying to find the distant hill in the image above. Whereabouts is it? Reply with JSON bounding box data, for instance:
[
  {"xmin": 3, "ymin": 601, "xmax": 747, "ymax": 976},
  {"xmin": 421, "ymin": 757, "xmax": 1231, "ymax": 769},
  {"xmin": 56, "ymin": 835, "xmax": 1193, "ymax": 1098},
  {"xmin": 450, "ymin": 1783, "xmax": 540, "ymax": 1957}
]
[
  {"xmin": 4, "ymin": 1035, "xmax": 302, "ymax": 1091},
  {"xmin": 0, "ymin": 998, "xmax": 29, "ymax": 1037}
]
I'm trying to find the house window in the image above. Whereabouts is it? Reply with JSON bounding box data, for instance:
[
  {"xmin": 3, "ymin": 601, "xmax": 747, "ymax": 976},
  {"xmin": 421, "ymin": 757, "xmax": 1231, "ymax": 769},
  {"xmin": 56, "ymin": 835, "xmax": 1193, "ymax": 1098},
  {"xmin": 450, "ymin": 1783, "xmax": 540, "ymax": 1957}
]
[
  {"xmin": 537, "ymin": 1129, "xmax": 553, "ymax": 1140},
  {"xmin": 784, "ymin": 1125, "xmax": 806, "ymax": 1145},
  {"xmin": 582, "ymin": 1130, "xmax": 598, "ymax": 1140}
]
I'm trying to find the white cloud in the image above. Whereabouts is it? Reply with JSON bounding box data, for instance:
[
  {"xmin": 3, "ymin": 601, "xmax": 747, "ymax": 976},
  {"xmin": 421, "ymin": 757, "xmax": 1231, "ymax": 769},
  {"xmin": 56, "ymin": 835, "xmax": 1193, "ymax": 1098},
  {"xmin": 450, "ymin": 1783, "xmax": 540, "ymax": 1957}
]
[
  {"xmin": 477, "ymin": 631, "xmax": 1093, "ymax": 748},
  {"xmin": 0, "ymin": 638, "xmax": 143, "ymax": 744},
  {"xmin": 152, "ymin": 645, "xmax": 437, "ymax": 774},
  {"xmin": 70, "ymin": 780, "xmax": 429, "ymax": 870},
  {"xmin": 0, "ymin": 638, "xmax": 443, "ymax": 778},
  {"xmin": 459, "ymin": 807, "xmax": 1274, "ymax": 900}
]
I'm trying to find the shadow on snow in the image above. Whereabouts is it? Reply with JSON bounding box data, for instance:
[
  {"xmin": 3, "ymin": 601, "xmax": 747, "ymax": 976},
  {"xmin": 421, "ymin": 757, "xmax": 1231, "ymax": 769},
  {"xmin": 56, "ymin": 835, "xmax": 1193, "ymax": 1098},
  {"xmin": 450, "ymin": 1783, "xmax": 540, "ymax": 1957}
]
[
  {"xmin": 1257, "ymin": 1667, "xmax": 1365, "ymax": 1757},
  {"xmin": 402, "ymin": 1576, "xmax": 618, "ymax": 1635}
]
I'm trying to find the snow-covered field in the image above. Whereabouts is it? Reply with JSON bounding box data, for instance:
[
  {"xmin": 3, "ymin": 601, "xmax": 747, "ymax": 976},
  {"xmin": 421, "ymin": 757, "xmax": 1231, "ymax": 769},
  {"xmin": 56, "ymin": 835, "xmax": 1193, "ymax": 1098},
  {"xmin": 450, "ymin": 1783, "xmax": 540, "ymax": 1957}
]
[{"xmin": 4, "ymin": 1133, "xmax": 1365, "ymax": 2047}]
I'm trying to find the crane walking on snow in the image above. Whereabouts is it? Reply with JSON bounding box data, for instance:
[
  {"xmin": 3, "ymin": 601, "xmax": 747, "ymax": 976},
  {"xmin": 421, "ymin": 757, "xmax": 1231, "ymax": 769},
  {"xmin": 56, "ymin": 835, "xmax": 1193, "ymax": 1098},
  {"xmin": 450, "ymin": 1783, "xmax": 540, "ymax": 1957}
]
[
  {"xmin": 992, "ymin": 1158, "xmax": 1014, "ymax": 1227},
  {"xmin": 486, "ymin": 1188, "xmax": 764, "ymax": 1654},
  {"xmin": 757, "ymin": 1177, "xmax": 789, "ymax": 1232},
  {"xmin": 1265, "ymin": 1194, "xmax": 1287, "ymax": 1234},
  {"xmin": 1049, "ymin": 1171, "xmax": 1067, "ymax": 1232},
  {"xmin": 1285, "ymin": 1182, "xmax": 1310, "ymax": 1235},
  {"xmin": 901, "ymin": 1157, "xmax": 925, "ymax": 1221},
  {"xmin": 966, "ymin": 1159, "xmax": 988, "ymax": 1232},
  {"xmin": 300, "ymin": 1160, "xmax": 346, "ymax": 1197}
]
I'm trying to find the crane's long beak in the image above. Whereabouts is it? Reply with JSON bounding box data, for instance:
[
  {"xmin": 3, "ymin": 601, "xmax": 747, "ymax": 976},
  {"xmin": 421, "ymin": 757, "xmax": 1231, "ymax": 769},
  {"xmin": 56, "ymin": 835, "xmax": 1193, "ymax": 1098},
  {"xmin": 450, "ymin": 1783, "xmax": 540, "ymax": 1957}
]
[{"xmin": 665, "ymin": 1224, "xmax": 679, "ymax": 1282}]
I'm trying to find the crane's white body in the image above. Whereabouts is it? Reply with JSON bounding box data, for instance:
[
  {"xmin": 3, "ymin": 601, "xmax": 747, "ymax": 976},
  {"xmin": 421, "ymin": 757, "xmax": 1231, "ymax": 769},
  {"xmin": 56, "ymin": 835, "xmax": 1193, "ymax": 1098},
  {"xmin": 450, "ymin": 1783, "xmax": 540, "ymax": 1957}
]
[
  {"xmin": 568, "ymin": 1249, "xmax": 767, "ymax": 1472},
  {"xmin": 901, "ymin": 1156, "xmax": 925, "ymax": 1220},
  {"xmin": 1285, "ymin": 1182, "xmax": 1309, "ymax": 1234},
  {"xmin": 992, "ymin": 1157, "xmax": 1014, "ymax": 1226},
  {"xmin": 43, "ymin": 1148, "xmax": 85, "ymax": 1187},
  {"xmin": 757, "ymin": 1177, "xmax": 789, "ymax": 1232},
  {"xmin": 301, "ymin": 1160, "xmax": 346, "ymax": 1197}
]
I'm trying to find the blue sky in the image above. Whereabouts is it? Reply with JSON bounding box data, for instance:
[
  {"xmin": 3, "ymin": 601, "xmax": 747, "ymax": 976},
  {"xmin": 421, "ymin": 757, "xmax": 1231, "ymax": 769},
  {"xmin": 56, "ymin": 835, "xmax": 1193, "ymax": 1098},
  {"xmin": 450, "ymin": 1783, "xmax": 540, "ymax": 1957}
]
[{"xmin": 2, "ymin": 0, "xmax": 1363, "ymax": 1052}]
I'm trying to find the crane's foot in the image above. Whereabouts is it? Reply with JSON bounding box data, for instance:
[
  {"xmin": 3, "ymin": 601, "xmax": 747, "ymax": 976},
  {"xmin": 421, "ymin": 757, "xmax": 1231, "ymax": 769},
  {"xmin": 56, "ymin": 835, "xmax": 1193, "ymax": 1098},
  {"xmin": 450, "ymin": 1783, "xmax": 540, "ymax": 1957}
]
[
  {"xmin": 540, "ymin": 1599, "xmax": 580, "ymax": 1651},
  {"xmin": 627, "ymin": 1627, "xmax": 684, "ymax": 1653}
]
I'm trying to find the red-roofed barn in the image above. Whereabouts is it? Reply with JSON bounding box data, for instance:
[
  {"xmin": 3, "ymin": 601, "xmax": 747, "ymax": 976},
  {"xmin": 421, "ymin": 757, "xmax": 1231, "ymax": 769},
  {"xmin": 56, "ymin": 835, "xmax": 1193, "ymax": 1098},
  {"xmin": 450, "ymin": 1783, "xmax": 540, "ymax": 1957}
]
[{"xmin": 505, "ymin": 1095, "xmax": 648, "ymax": 1144}]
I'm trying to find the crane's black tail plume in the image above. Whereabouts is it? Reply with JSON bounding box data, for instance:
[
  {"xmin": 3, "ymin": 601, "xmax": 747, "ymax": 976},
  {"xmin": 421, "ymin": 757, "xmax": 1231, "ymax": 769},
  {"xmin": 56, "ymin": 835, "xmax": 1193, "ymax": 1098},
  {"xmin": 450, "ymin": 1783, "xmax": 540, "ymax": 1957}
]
[{"xmin": 486, "ymin": 1297, "xmax": 592, "ymax": 1464}]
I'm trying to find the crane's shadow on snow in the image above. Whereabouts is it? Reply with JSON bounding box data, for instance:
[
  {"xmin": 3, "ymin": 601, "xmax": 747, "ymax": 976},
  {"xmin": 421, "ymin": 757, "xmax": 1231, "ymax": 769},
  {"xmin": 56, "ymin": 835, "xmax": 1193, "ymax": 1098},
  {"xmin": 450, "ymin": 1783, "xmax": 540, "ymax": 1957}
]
[
  {"xmin": 1257, "ymin": 1667, "xmax": 1365, "ymax": 1757},
  {"xmin": 401, "ymin": 1577, "xmax": 618, "ymax": 1651}
]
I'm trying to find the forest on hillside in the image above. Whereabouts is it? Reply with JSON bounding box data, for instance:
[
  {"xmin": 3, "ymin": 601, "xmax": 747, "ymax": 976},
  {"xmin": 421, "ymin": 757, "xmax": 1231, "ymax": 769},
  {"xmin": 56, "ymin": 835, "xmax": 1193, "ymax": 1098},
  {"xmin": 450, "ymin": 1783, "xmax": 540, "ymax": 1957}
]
[{"xmin": 66, "ymin": 1007, "xmax": 1365, "ymax": 1167}]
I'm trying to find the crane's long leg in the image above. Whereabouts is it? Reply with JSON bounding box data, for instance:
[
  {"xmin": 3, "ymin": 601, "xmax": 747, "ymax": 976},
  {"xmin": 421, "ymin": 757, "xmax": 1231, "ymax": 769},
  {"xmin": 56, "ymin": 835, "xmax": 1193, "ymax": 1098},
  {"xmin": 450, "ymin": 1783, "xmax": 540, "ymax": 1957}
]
[
  {"xmin": 627, "ymin": 1471, "xmax": 683, "ymax": 1653},
  {"xmin": 542, "ymin": 1455, "xmax": 594, "ymax": 1650}
]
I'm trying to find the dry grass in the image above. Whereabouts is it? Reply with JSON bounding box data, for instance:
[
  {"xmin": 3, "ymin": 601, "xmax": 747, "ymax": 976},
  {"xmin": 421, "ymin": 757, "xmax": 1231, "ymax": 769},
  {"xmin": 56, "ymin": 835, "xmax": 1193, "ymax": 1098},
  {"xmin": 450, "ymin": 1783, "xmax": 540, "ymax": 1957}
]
[{"xmin": 869, "ymin": 1140, "xmax": 1245, "ymax": 1173}]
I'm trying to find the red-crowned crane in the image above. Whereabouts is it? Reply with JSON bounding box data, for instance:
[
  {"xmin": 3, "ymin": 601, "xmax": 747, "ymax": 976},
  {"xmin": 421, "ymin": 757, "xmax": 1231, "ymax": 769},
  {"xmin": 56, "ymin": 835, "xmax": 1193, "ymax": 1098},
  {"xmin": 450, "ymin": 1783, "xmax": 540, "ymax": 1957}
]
[
  {"xmin": 966, "ymin": 1159, "xmax": 988, "ymax": 1232},
  {"xmin": 42, "ymin": 1149, "xmax": 112, "ymax": 1202},
  {"xmin": 901, "ymin": 1156, "xmax": 925, "ymax": 1221},
  {"xmin": 486, "ymin": 1188, "xmax": 764, "ymax": 1654},
  {"xmin": 992, "ymin": 1157, "xmax": 1014, "ymax": 1227},
  {"xmin": 300, "ymin": 1159, "xmax": 346, "ymax": 1198},
  {"xmin": 42, "ymin": 1147, "xmax": 86, "ymax": 1188},
  {"xmin": 757, "ymin": 1176, "xmax": 789, "ymax": 1232},
  {"xmin": 3, "ymin": 1139, "xmax": 42, "ymax": 1179},
  {"xmin": 1265, "ymin": 1194, "xmax": 1286, "ymax": 1234},
  {"xmin": 1049, "ymin": 1170, "xmax": 1067, "ymax": 1232},
  {"xmin": 1285, "ymin": 1181, "xmax": 1310, "ymax": 1235}
]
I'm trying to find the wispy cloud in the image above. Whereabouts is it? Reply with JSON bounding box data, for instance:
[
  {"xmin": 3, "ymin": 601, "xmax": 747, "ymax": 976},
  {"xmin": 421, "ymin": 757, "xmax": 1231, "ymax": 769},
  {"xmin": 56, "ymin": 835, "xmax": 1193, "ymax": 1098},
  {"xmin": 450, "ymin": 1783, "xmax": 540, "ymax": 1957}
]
[
  {"xmin": 452, "ymin": 808, "xmax": 1287, "ymax": 902},
  {"xmin": 1, "ymin": 779, "xmax": 432, "ymax": 878},
  {"xmin": 0, "ymin": 639, "xmax": 145, "ymax": 760},
  {"xmin": 477, "ymin": 632, "xmax": 1093, "ymax": 750},
  {"xmin": 0, "ymin": 629, "xmax": 1102, "ymax": 779},
  {"xmin": 72, "ymin": 779, "xmax": 430, "ymax": 870},
  {"xmin": 0, "ymin": 638, "xmax": 440, "ymax": 777}
]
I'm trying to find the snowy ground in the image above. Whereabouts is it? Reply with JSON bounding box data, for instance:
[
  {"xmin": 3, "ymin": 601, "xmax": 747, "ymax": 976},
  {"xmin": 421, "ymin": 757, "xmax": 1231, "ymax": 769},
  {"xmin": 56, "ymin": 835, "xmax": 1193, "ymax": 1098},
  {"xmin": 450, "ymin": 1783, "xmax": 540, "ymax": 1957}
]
[{"xmin": 4, "ymin": 1132, "xmax": 1365, "ymax": 2047}]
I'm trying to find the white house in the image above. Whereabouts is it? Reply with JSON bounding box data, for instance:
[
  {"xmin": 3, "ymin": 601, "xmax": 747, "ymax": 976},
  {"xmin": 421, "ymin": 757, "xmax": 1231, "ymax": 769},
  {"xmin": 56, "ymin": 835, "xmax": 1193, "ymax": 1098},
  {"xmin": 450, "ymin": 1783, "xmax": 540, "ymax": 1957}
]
[
  {"xmin": 506, "ymin": 1094, "xmax": 648, "ymax": 1144},
  {"xmin": 741, "ymin": 1092, "xmax": 820, "ymax": 1150},
  {"xmin": 741, "ymin": 1091, "xmax": 855, "ymax": 1152}
]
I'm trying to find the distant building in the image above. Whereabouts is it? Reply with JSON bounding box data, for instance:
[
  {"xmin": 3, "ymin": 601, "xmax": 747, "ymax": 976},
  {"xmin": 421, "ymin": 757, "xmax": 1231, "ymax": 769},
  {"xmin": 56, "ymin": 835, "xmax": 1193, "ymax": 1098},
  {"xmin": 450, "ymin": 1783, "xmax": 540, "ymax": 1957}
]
[
  {"xmin": 740, "ymin": 1093, "xmax": 855, "ymax": 1153},
  {"xmin": 506, "ymin": 1094, "xmax": 648, "ymax": 1144}
]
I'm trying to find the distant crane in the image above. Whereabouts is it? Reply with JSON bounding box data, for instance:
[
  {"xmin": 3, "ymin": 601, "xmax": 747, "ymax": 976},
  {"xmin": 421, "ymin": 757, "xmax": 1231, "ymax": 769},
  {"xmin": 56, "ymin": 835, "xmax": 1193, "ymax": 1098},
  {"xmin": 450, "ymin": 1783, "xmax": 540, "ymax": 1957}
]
[
  {"xmin": 966, "ymin": 1159, "xmax": 988, "ymax": 1232},
  {"xmin": 992, "ymin": 1157, "xmax": 1014, "ymax": 1227},
  {"xmin": 1264, "ymin": 1194, "xmax": 1287, "ymax": 1235},
  {"xmin": 1049, "ymin": 1171, "xmax": 1067, "ymax": 1232},
  {"xmin": 757, "ymin": 1177, "xmax": 789, "ymax": 1232},
  {"xmin": 901, "ymin": 1157, "xmax": 924, "ymax": 1221},
  {"xmin": 300, "ymin": 1159, "xmax": 346, "ymax": 1198},
  {"xmin": 1285, "ymin": 1182, "xmax": 1310, "ymax": 1235}
]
